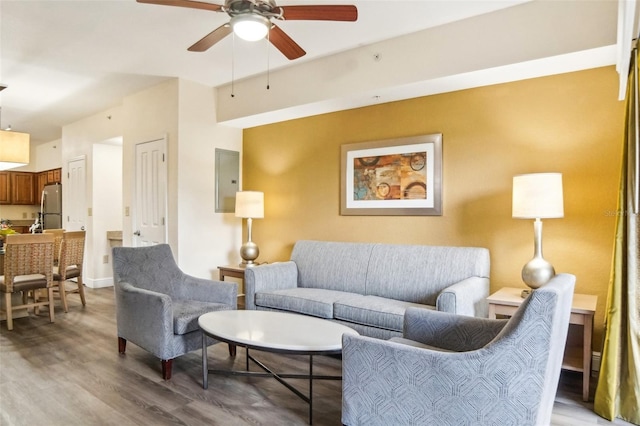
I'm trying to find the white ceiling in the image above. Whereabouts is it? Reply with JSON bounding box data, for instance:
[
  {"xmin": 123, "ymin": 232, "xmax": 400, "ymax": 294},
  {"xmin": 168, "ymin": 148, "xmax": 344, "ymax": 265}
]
[{"xmin": 0, "ymin": 0, "xmax": 632, "ymax": 145}]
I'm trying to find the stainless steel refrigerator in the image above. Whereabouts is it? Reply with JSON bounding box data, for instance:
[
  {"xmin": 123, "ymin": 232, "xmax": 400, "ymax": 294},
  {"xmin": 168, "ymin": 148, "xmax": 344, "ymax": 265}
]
[{"xmin": 41, "ymin": 183, "xmax": 62, "ymax": 230}]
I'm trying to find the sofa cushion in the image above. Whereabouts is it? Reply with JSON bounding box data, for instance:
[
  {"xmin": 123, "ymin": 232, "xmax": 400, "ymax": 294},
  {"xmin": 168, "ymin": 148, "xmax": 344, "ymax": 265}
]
[
  {"xmin": 366, "ymin": 245, "xmax": 490, "ymax": 305},
  {"xmin": 291, "ymin": 240, "xmax": 372, "ymax": 294},
  {"xmin": 172, "ymin": 300, "xmax": 231, "ymax": 335},
  {"xmin": 256, "ymin": 288, "xmax": 363, "ymax": 319},
  {"xmin": 334, "ymin": 295, "xmax": 434, "ymax": 332}
]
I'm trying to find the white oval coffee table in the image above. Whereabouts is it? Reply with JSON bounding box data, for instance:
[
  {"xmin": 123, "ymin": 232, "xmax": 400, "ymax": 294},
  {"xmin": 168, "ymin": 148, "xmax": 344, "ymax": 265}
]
[{"xmin": 199, "ymin": 310, "xmax": 359, "ymax": 424}]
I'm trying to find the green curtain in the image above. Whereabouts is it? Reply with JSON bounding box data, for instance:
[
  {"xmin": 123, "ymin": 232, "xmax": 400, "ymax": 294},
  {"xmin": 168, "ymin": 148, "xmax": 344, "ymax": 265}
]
[{"xmin": 594, "ymin": 39, "xmax": 640, "ymax": 425}]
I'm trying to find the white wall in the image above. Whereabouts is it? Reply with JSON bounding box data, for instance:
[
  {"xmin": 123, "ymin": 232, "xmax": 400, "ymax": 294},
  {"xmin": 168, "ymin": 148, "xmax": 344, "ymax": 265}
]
[
  {"xmin": 92, "ymin": 142, "xmax": 123, "ymax": 287},
  {"xmin": 62, "ymin": 105, "xmax": 124, "ymax": 287},
  {"xmin": 121, "ymin": 78, "xmax": 242, "ymax": 279},
  {"xmin": 176, "ymin": 79, "xmax": 243, "ymax": 280},
  {"xmin": 34, "ymin": 140, "xmax": 63, "ymax": 171},
  {"xmin": 58, "ymin": 77, "xmax": 241, "ymax": 285},
  {"xmin": 121, "ymin": 78, "xmax": 179, "ymax": 250}
]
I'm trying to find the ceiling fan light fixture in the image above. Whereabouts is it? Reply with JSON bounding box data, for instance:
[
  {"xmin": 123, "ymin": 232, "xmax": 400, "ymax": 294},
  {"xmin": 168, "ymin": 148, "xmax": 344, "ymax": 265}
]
[{"xmin": 231, "ymin": 14, "xmax": 270, "ymax": 41}]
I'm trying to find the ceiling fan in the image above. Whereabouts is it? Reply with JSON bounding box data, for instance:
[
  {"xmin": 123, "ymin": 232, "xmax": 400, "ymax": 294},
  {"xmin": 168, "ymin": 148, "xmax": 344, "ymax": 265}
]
[{"xmin": 137, "ymin": 0, "xmax": 358, "ymax": 60}]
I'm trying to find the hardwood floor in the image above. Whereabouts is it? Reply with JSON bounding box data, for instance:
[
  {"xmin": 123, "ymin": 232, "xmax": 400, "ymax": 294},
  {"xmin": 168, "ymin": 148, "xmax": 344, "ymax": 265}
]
[{"xmin": 0, "ymin": 287, "xmax": 633, "ymax": 426}]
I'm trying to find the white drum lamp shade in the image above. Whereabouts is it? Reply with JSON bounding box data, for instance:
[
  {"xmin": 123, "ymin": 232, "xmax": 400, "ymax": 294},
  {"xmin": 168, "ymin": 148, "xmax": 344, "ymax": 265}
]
[
  {"xmin": 235, "ymin": 191, "xmax": 264, "ymax": 219},
  {"xmin": 513, "ymin": 173, "xmax": 564, "ymax": 219}
]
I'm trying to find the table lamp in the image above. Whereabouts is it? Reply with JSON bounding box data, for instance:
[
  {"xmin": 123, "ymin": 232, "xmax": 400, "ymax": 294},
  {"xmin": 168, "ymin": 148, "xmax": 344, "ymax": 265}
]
[
  {"xmin": 235, "ymin": 191, "xmax": 264, "ymax": 267},
  {"xmin": 512, "ymin": 173, "xmax": 564, "ymax": 293}
]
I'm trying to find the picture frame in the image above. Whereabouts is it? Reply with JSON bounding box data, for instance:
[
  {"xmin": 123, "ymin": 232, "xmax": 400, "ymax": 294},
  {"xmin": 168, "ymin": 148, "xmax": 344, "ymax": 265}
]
[{"xmin": 340, "ymin": 133, "xmax": 442, "ymax": 216}]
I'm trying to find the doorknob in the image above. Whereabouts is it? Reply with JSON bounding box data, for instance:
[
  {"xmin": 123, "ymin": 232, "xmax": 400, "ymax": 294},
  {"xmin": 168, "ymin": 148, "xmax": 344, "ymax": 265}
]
[{"xmin": 133, "ymin": 230, "xmax": 141, "ymax": 236}]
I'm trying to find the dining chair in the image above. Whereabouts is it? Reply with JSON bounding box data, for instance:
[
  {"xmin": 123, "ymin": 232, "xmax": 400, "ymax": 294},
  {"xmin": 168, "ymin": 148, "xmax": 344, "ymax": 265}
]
[
  {"xmin": 53, "ymin": 230, "xmax": 86, "ymax": 312},
  {"xmin": 0, "ymin": 233, "xmax": 55, "ymax": 330},
  {"xmin": 43, "ymin": 228, "xmax": 65, "ymax": 265}
]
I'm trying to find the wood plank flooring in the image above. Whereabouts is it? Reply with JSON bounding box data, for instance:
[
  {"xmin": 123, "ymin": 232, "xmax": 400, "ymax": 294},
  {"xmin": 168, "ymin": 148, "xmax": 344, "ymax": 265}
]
[{"xmin": 0, "ymin": 287, "xmax": 633, "ymax": 426}]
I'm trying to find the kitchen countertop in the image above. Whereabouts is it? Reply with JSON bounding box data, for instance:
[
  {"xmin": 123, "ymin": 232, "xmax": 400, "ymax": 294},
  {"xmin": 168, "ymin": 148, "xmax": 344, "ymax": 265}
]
[
  {"xmin": 107, "ymin": 231, "xmax": 122, "ymax": 241},
  {"xmin": 6, "ymin": 220, "xmax": 36, "ymax": 227}
]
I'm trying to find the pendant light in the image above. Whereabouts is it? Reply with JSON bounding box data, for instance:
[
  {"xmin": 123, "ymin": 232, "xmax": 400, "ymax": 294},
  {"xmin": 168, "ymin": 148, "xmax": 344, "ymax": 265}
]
[{"xmin": 0, "ymin": 88, "xmax": 30, "ymax": 170}]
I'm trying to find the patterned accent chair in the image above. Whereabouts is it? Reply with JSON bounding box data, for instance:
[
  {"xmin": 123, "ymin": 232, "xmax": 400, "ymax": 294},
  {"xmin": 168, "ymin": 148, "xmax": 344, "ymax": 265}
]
[
  {"xmin": 342, "ymin": 273, "xmax": 576, "ymax": 426},
  {"xmin": 112, "ymin": 244, "xmax": 238, "ymax": 380}
]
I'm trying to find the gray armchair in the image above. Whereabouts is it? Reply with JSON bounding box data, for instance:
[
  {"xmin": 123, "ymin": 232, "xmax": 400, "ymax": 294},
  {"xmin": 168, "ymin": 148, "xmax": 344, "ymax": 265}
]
[
  {"xmin": 112, "ymin": 244, "xmax": 237, "ymax": 380},
  {"xmin": 342, "ymin": 273, "xmax": 575, "ymax": 426}
]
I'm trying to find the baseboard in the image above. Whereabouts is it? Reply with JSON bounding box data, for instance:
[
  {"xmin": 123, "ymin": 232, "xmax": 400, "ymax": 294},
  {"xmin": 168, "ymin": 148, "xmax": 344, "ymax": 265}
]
[{"xmin": 84, "ymin": 277, "xmax": 114, "ymax": 289}]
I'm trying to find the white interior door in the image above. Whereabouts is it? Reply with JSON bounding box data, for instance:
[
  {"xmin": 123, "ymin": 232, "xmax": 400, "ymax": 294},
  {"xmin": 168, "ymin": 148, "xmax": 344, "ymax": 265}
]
[
  {"xmin": 134, "ymin": 137, "xmax": 167, "ymax": 246},
  {"xmin": 67, "ymin": 157, "xmax": 86, "ymax": 231}
]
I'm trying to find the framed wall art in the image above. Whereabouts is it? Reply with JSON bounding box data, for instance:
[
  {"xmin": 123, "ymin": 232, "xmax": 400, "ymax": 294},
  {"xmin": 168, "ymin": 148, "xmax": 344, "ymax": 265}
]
[{"xmin": 340, "ymin": 133, "xmax": 442, "ymax": 216}]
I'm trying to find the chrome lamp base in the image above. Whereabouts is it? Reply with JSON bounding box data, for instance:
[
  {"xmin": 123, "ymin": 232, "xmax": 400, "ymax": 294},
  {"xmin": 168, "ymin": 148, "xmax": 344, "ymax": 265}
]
[
  {"xmin": 521, "ymin": 218, "xmax": 556, "ymax": 296},
  {"xmin": 239, "ymin": 241, "xmax": 259, "ymax": 267},
  {"xmin": 239, "ymin": 217, "xmax": 259, "ymax": 267}
]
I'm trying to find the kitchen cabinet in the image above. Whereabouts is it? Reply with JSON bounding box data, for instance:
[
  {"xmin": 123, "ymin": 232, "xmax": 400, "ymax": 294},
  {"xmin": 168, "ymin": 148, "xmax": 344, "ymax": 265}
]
[
  {"xmin": 11, "ymin": 172, "xmax": 36, "ymax": 205},
  {"xmin": 35, "ymin": 168, "xmax": 62, "ymax": 205},
  {"xmin": 0, "ymin": 168, "xmax": 60, "ymax": 205},
  {"xmin": 36, "ymin": 173, "xmax": 48, "ymax": 201},
  {"xmin": 0, "ymin": 172, "xmax": 10, "ymax": 204}
]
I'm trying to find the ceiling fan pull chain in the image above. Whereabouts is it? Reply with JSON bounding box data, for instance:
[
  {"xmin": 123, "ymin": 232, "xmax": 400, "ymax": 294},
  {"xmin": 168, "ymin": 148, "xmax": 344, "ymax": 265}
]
[
  {"xmin": 266, "ymin": 29, "xmax": 270, "ymax": 90},
  {"xmin": 231, "ymin": 32, "xmax": 235, "ymax": 98}
]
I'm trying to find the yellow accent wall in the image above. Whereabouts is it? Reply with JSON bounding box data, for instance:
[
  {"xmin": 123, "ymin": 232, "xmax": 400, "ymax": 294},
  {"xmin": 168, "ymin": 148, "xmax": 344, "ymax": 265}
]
[{"xmin": 243, "ymin": 66, "xmax": 624, "ymax": 350}]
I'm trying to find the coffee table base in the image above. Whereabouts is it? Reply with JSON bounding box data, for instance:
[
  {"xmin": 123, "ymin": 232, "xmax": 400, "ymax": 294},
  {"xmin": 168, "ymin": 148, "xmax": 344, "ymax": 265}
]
[{"xmin": 202, "ymin": 334, "xmax": 341, "ymax": 425}]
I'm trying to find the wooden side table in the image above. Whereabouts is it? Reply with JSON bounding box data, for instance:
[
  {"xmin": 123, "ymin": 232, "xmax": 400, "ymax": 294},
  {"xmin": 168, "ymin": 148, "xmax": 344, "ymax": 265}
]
[
  {"xmin": 487, "ymin": 287, "xmax": 597, "ymax": 402},
  {"xmin": 217, "ymin": 264, "xmax": 248, "ymax": 299},
  {"xmin": 217, "ymin": 264, "xmax": 246, "ymax": 282}
]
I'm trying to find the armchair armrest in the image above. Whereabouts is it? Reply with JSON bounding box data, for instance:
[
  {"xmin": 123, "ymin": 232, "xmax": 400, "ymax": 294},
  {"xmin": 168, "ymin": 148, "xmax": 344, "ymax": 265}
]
[
  {"xmin": 403, "ymin": 307, "xmax": 507, "ymax": 352},
  {"xmin": 436, "ymin": 276, "xmax": 489, "ymax": 317},
  {"xmin": 342, "ymin": 333, "xmax": 471, "ymax": 426},
  {"xmin": 244, "ymin": 261, "xmax": 298, "ymax": 310},
  {"xmin": 114, "ymin": 281, "xmax": 175, "ymax": 359},
  {"xmin": 178, "ymin": 275, "xmax": 238, "ymax": 308}
]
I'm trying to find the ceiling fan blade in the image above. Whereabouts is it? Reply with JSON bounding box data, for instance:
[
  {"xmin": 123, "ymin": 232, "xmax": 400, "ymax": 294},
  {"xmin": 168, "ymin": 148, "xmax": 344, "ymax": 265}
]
[
  {"xmin": 188, "ymin": 24, "xmax": 232, "ymax": 52},
  {"xmin": 269, "ymin": 24, "xmax": 306, "ymax": 60},
  {"xmin": 280, "ymin": 5, "xmax": 357, "ymax": 21},
  {"xmin": 137, "ymin": 0, "xmax": 223, "ymax": 12}
]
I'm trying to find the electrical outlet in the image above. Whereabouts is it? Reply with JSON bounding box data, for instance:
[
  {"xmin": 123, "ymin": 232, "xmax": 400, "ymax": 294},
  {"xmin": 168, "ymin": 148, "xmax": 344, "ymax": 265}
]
[
  {"xmin": 22, "ymin": 212, "xmax": 27, "ymax": 219},
  {"xmin": 31, "ymin": 213, "xmax": 36, "ymax": 218},
  {"xmin": 103, "ymin": 255, "xmax": 109, "ymax": 264},
  {"xmin": 125, "ymin": 206, "xmax": 130, "ymax": 217},
  {"xmin": 88, "ymin": 207, "xmax": 93, "ymax": 217}
]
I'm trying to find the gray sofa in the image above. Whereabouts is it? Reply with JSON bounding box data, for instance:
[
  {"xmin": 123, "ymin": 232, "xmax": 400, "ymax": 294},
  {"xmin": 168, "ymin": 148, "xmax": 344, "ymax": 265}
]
[{"xmin": 245, "ymin": 240, "xmax": 490, "ymax": 339}]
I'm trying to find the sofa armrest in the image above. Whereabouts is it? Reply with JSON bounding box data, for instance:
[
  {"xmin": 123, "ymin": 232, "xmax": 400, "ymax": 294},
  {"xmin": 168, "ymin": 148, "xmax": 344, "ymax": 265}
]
[
  {"xmin": 114, "ymin": 281, "xmax": 175, "ymax": 359},
  {"xmin": 179, "ymin": 275, "xmax": 238, "ymax": 308},
  {"xmin": 435, "ymin": 276, "xmax": 489, "ymax": 317},
  {"xmin": 403, "ymin": 307, "xmax": 508, "ymax": 351},
  {"xmin": 244, "ymin": 261, "xmax": 298, "ymax": 310}
]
